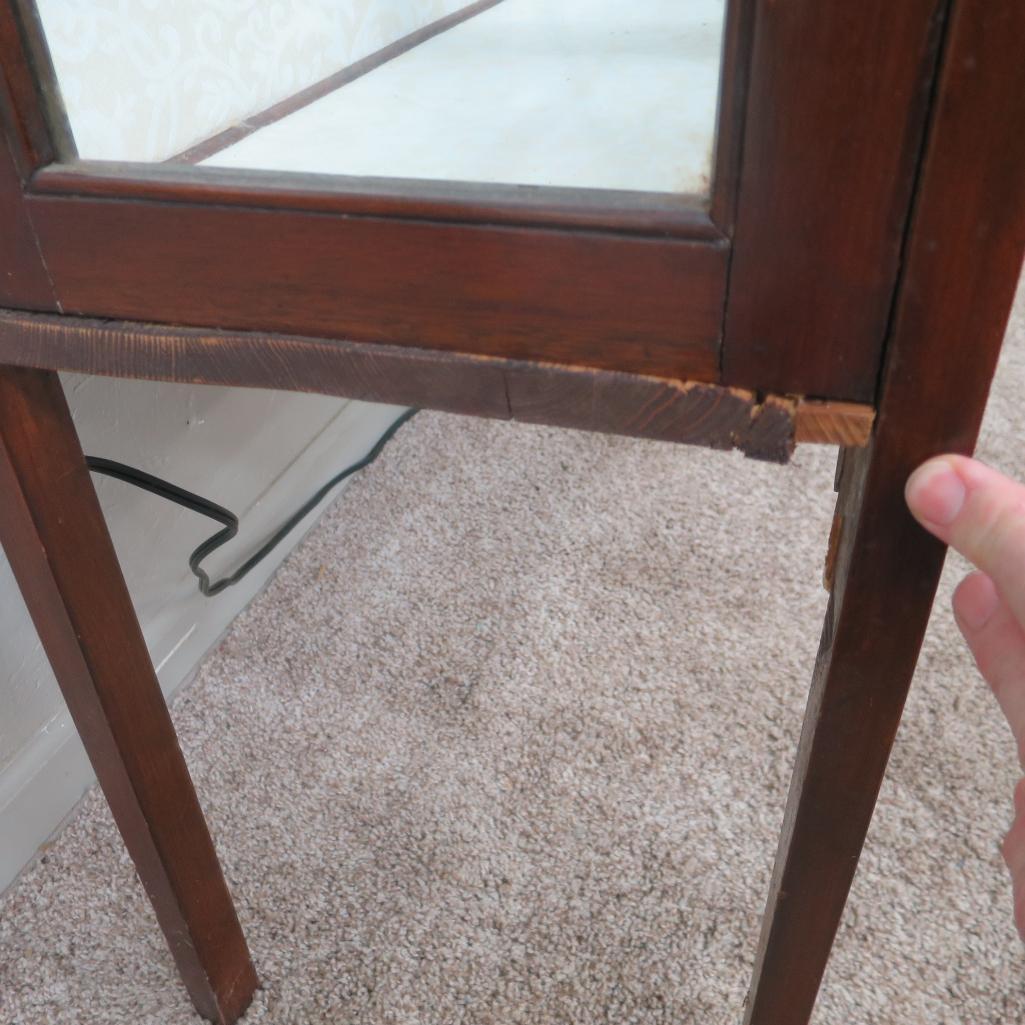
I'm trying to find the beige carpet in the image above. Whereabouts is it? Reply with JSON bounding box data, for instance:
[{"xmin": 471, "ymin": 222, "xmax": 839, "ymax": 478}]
[{"xmin": 3, "ymin": 284, "xmax": 1025, "ymax": 1025}]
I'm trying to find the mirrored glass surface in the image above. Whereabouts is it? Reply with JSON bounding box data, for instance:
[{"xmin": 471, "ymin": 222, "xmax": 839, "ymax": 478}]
[{"xmin": 36, "ymin": 0, "xmax": 726, "ymax": 195}]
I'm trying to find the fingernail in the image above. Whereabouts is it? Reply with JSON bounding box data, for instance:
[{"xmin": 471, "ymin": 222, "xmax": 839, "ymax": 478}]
[
  {"xmin": 956, "ymin": 574, "xmax": 1000, "ymax": 631},
  {"xmin": 906, "ymin": 459, "xmax": 966, "ymax": 526}
]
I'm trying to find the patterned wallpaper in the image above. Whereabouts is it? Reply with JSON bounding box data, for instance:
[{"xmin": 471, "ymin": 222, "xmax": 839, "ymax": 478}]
[{"xmin": 35, "ymin": 0, "xmax": 470, "ymax": 162}]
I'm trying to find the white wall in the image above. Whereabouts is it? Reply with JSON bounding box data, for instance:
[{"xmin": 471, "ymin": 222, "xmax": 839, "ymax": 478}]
[
  {"xmin": 0, "ymin": 0, "xmax": 450, "ymax": 892},
  {"xmin": 36, "ymin": 0, "xmax": 470, "ymax": 161},
  {"xmin": 0, "ymin": 376, "xmax": 404, "ymax": 892}
]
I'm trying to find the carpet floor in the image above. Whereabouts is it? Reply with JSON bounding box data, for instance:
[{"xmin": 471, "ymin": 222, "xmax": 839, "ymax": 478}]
[{"xmin": 3, "ymin": 283, "xmax": 1025, "ymax": 1024}]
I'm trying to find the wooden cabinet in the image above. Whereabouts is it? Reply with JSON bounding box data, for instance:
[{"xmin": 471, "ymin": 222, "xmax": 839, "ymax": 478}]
[{"xmin": 1, "ymin": 1, "xmax": 1023, "ymax": 1022}]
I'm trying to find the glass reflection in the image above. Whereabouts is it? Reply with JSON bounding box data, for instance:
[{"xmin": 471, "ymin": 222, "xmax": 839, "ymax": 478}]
[{"xmin": 37, "ymin": 0, "xmax": 725, "ymax": 195}]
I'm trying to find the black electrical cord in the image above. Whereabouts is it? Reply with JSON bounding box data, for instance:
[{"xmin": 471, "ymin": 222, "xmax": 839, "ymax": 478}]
[{"xmin": 85, "ymin": 407, "xmax": 418, "ymax": 597}]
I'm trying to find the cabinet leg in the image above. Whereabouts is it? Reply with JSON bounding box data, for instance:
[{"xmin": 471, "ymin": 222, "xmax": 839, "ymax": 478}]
[
  {"xmin": 0, "ymin": 366, "xmax": 257, "ymax": 1024},
  {"xmin": 742, "ymin": 4, "xmax": 1025, "ymax": 1017},
  {"xmin": 743, "ymin": 440, "xmax": 947, "ymax": 1025}
]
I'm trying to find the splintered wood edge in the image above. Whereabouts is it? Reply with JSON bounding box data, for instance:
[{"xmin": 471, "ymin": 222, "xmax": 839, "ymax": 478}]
[
  {"xmin": 794, "ymin": 399, "xmax": 876, "ymax": 447},
  {"xmin": 0, "ymin": 308, "xmax": 874, "ymax": 461}
]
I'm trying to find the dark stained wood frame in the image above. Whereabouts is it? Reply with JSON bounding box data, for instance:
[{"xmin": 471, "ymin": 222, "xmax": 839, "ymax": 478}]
[
  {"xmin": 722, "ymin": 0, "xmax": 950, "ymax": 401},
  {"xmin": 0, "ymin": 0, "xmax": 956, "ymax": 401},
  {"xmin": 0, "ymin": 307, "xmax": 880, "ymax": 463},
  {"xmin": 0, "ymin": 366, "xmax": 258, "ymax": 1024},
  {"xmin": 1, "ymin": 1, "xmax": 1024, "ymax": 1024},
  {"xmin": 743, "ymin": 3, "xmax": 1025, "ymax": 1018}
]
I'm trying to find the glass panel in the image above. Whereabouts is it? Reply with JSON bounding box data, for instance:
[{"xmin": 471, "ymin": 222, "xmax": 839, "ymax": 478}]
[{"xmin": 35, "ymin": 0, "xmax": 726, "ymax": 196}]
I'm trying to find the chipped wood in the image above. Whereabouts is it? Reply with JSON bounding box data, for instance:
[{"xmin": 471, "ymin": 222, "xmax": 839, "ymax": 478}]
[
  {"xmin": 0, "ymin": 308, "xmax": 886, "ymax": 462},
  {"xmin": 794, "ymin": 399, "xmax": 875, "ymax": 447},
  {"xmin": 822, "ymin": 510, "xmax": 843, "ymax": 591},
  {"xmin": 744, "ymin": 394, "xmax": 797, "ymax": 464},
  {"xmin": 0, "ymin": 308, "xmax": 800, "ymax": 462}
]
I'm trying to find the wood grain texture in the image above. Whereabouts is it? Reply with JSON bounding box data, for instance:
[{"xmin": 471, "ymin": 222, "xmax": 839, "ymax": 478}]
[
  {"xmin": 722, "ymin": 0, "xmax": 946, "ymax": 401},
  {"xmin": 171, "ymin": 0, "xmax": 508, "ymax": 164},
  {"xmin": 24, "ymin": 193, "xmax": 727, "ymax": 380},
  {"xmin": 0, "ymin": 303, "xmax": 877, "ymax": 449},
  {"xmin": 0, "ymin": 366, "xmax": 258, "ymax": 1024},
  {"xmin": 794, "ymin": 400, "xmax": 875, "ymax": 447},
  {"xmin": 503, "ymin": 373, "xmax": 796, "ymax": 462},
  {"xmin": 745, "ymin": 1, "xmax": 1025, "ymax": 1021},
  {"xmin": 0, "ymin": 309, "xmax": 798, "ymax": 461}
]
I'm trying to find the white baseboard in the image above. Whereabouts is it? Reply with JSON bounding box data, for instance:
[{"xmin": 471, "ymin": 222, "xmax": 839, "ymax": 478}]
[{"xmin": 0, "ymin": 399, "xmax": 406, "ymax": 894}]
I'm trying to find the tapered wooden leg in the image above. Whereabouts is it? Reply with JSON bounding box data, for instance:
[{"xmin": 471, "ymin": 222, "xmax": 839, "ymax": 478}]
[
  {"xmin": 743, "ymin": 441, "xmax": 946, "ymax": 1025},
  {"xmin": 744, "ymin": 2, "xmax": 1025, "ymax": 1018},
  {"xmin": 0, "ymin": 366, "xmax": 257, "ymax": 1024}
]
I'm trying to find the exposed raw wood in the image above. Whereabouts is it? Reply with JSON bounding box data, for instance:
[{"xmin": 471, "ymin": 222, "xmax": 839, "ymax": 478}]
[
  {"xmin": 794, "ymin": 399, "xmax": 875, "ymax": 447},
  {"xmin": 0, "ymin": 309, "xmax": 797, "ymax": 461},
  {"xmin": 822, "ymin": 511, "xmax": 843, "ymax": 591},
  {"xmin": 503, "ymin": 372, "xmax": 797, "ymax": 463}
]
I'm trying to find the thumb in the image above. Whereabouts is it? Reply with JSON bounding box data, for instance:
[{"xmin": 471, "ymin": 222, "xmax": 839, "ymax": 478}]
[{"xmin": 906, "ymin": 455, "xmax": 1025, "ymax": 630}]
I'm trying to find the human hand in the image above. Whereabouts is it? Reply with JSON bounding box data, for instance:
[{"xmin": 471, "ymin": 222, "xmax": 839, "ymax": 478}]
[{"xmin": 906, "ymin": 455, "xmax": 1025, "ymax": 940}]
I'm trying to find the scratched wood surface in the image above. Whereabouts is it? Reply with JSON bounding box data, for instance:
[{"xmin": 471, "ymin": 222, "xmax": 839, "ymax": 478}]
[{"xmin": 0, "ymin": 308, "xmax": 801, "ymax": 461}]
